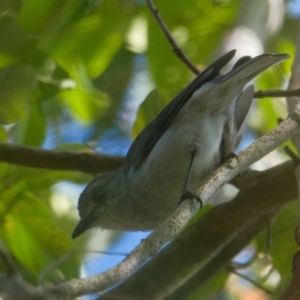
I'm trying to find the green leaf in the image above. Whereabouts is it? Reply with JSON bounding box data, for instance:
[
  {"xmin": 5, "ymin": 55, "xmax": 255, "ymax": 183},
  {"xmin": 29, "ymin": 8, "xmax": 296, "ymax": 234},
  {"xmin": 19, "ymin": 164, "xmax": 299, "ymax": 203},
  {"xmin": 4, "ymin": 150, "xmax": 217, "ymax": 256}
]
[
  {"xmin": 188, "ymin": 269, "xmax": 229, "ymax": 300},
  {"xmin": 91, "ymin": 47, "xmax": 135, "ymax": 138},
  {"xmin": 145, "ymin": 0, "xmax": 237, "ymax": 90},
  {"xmin": 17, "ymin": 0, "xmax": 93, "ymax": 55},
  {"xmin": 0, "ymin": 125, "xmax": 9, "ymax": 178},
  {"xmin": 254, "ymin": 63, "xmax": 288, "ymax": 133},
  {"xmin": 0, "ymin": 182, "xmax": 79, "ymax": 278},
  {"xmin": 34, "ymin": 79, "xmax": 61, "ymax": 102},
  {"xmin": 41, "ymin": 1, "xmax": 134, "ymax": 79},
  {"xmin": 0, "ymin": 52, "xmax": 19, "ymax": 69},
  {"xmin": 59, "ymin": 63, "xmax": 111, "ymax": 125},
  {"xmin": 269, "ymin": 203, "xmax": 297, "ymax": 275},
  {"xmin": 255, "ymin": 202, "xmax": 298, "ymax": 290},
  {"xmin": 188, "ymin": 204, "xmax": 213, "ymax": 226},
  {"xmin": 8, "ymin": 166, "xmax": 92, "ymax": 189},
  {"xmin": 15, "ymin": 104, "xmax": 46, "ymax": 147},
  {"xmin": 0, "ymin": 163, "xmax": 9, "ymax": 180},
  {"xmin": 0, "ymin": 65, "xmax": 36, "ymax": 124},
  {"xmin": 0, "ymin": 14, "xmax": 37, "ymax": 64},
  {"xmin": 132, "ymin": 89, "xmax": 172, "ymax": 139},
  {"xmin": 0, "ymin": 125, "xmax": 7, "ymax": 142},
  {"xmin": 0, "ymin": 0, "xmax": 22, "ymax": 14}
]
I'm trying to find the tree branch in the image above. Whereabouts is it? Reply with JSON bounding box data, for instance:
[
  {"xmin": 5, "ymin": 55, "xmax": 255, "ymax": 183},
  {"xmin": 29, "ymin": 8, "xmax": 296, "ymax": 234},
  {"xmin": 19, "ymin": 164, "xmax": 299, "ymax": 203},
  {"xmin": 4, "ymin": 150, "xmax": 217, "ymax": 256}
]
[
  {"xmin": 97, "ymin": 105, "xmax": 300, "ymax": 299},
  {"xmin": 101, "ymin": 161, "xmax": 296, "ymax": 300},
  {"xmin": 145, "ymin": 0, "xmax": 200, "ymax": 75},
  {"xmin": 254, "ymin": 89, "xmax": 300, "ymax": 98},
  {"xmin": 0, "ymin": 87, "xmax": 299, "ymax": 175},
  {"xmin": 36, "ymin": 106, "xmax": 300, "ymax": 298},
  {"xmin": 0, "ymin": 158, "xmax": 294, "ymax": 300},
  {"xmin": 228, "ymin": 268, "xmax": 274, "ymax": 295},
  {"xmin": 1, "ymin": 104, "xmax": 300, "ymax": 298},
  {"xmin": 43, "ymin": 199, "xmax": 200, "ymax": 299},
  {"xmin": 0, "ymin": 143, "xmax": 124, "ymax": 174}
]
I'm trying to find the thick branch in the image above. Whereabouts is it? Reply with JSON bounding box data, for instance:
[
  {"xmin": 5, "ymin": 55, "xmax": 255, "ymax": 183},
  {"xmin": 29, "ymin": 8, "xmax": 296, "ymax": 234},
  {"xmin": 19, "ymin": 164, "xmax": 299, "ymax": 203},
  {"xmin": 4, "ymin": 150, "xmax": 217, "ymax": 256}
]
[
  {"xmin": 0, "ymin": 143, "xmax": 124, "ymax": 174},
  {"xmin": 146, "ymin": 0, "xmax": 200, "ymax": 75}
]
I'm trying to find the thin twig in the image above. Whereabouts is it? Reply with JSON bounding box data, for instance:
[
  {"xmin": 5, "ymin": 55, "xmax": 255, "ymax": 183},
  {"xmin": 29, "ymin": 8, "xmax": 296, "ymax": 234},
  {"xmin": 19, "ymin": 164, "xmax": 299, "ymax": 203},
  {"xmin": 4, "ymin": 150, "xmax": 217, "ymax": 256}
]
[
  {"xmin": 284, "ymin": 146, "xmax": 300, "ymax": 165},
  {"xmin": 254, "ymin": 88, "xmax": 300, "ymax": 98},
  {"xmin": 38, "ymin": 249, "xmax": 127, "ymax": 285},
  {"xmin": 145, "ymin": 0, "xmax": 200, "ymax": 75},
  {"xmin": 228, "ymin": 267, "xmax": 274, "ymax": 295}
]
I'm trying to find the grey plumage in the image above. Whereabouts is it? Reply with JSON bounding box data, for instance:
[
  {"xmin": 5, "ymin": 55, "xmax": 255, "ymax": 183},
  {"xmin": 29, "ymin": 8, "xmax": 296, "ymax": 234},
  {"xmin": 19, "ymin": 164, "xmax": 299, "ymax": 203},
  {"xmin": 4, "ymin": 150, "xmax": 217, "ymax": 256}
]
[{"xmin": 72, "ymin": 50, "xmax": 289, "ymax": 238}]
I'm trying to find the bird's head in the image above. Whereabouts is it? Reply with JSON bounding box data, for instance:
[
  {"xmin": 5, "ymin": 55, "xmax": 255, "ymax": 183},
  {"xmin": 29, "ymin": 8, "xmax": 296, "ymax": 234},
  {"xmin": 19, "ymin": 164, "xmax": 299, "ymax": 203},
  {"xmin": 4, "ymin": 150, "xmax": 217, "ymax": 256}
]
[{"xmin": 72, "ymin": 172, "xmax": 117, "ymax": 239}]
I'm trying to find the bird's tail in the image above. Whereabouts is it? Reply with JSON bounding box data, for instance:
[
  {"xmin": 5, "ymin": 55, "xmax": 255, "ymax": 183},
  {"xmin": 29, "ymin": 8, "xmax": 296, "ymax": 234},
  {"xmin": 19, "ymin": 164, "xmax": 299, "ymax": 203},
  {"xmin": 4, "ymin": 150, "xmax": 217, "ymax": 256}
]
[
  {"xmin": 202, "ymin": 52, "xmax": 289, "ymax": 114},
  {"xmin": 221, "ymin": 53, "xmax": 289, "ymax": 84}
]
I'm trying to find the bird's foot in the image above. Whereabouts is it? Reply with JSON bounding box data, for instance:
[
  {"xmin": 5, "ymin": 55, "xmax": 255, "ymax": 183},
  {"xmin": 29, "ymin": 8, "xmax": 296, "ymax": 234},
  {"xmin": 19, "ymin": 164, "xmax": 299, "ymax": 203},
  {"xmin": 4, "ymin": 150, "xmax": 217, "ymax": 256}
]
[
  {"xmin": 179, "ymin": 189, "xmax": 203, "ymax": 209},
  {"xmin": 223, "ymin": 152, "xmax": 239, "ymax": 168}
]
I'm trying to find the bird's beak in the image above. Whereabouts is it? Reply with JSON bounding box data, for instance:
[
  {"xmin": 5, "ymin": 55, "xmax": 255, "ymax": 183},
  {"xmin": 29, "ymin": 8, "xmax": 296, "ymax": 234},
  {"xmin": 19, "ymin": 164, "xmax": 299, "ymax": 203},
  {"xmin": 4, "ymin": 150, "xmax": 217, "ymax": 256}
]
[{"xmin": 72, "ymin": 217, "xmax": 95, "ymax": 239}]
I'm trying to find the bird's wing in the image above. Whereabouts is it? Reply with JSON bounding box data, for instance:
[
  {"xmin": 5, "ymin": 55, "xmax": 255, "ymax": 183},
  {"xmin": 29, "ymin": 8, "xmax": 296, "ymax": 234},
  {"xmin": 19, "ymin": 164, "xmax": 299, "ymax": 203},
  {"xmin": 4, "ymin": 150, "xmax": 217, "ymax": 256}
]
[
  {"xmin": 126, "ymin": 51, "xmax": 289, "ymax": 171},
  {"xmin": 125, "ymin": 50, "xmax": 237, "ymax": 170}
]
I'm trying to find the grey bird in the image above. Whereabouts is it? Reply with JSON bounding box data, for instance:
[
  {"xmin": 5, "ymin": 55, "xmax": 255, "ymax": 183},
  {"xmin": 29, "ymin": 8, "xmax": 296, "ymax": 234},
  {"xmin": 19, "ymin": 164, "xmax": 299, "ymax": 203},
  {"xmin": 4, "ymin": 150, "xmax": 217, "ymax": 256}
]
[{"xmin": 72, "ymin": 50, "xmax": 288, "ymax": 238}]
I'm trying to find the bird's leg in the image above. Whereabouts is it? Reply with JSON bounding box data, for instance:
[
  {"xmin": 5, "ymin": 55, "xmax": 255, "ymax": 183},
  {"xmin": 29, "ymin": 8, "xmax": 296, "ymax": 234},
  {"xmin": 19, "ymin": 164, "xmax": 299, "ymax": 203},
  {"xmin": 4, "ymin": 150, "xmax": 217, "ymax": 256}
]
[
  {"xmin": 221, "ymin": 152, "xmax": 249, "ymax": 177},
  {"xmin": 179, "ymin": 146, "xmax": 203, "ymax": 208},
  {"xmin": 221, "ymin": 151, "xmax": 239, "ymax": 165}
]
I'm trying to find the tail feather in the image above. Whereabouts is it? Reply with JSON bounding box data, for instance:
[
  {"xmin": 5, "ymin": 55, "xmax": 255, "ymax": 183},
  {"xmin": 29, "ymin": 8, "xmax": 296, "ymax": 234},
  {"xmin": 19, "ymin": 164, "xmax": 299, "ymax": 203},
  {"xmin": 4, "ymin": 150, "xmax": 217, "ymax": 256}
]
[
  {"xmin": 202, "ymin": 53, "xmax": 289, "ymax": 113},
  {"xmin": 221, "ymin": 53, "xmax": 289, "ymax": 84}
]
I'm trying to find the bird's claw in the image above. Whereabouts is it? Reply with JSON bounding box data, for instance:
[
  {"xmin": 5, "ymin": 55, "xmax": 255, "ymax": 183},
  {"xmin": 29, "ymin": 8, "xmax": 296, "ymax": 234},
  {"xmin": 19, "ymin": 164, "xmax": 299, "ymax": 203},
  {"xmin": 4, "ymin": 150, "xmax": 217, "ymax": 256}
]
[{"xmin": 179, "ymin": 190, "xmax": 203, "ymax": 209}]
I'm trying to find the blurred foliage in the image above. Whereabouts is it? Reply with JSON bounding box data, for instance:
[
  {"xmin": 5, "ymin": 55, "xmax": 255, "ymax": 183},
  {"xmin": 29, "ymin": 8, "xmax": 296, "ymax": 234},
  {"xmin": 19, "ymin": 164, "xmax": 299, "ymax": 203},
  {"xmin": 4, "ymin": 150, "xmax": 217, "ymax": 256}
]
[
  {"xmin": 189, "ymin": 269, "xmax": 229, "ymax": 300},
  {"xmin": 132, "ymin": 89, "xmax": 173, "ymax": 138},
  {"xmin": 256, "ymin": 202, "xmax": 298, "ymax": 296},
  {"xmin": 0, "ymin": 0, "xmax": 298, "ymax": 298}
]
